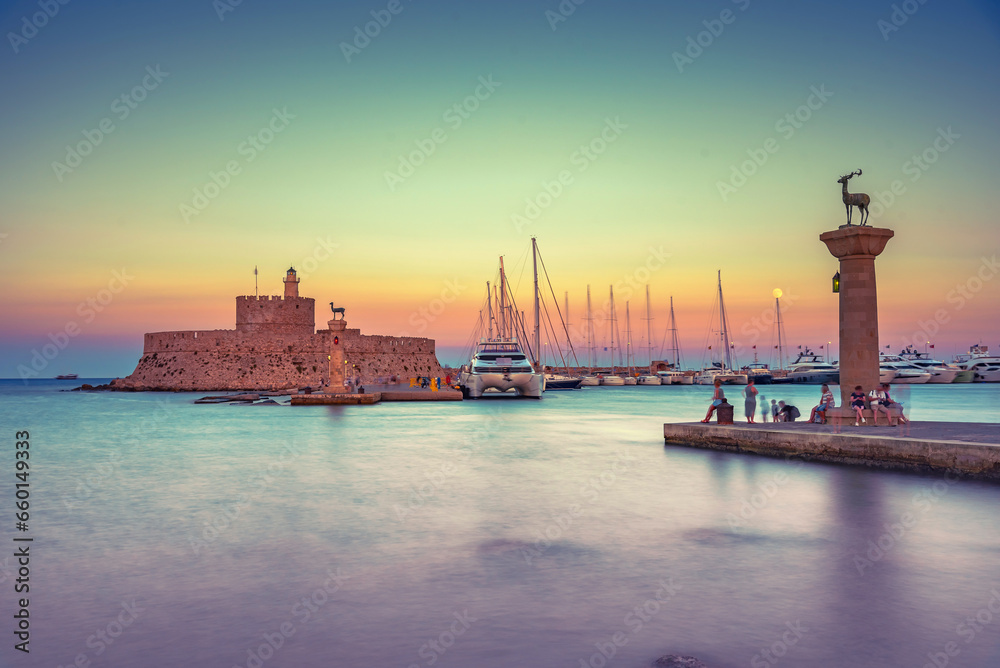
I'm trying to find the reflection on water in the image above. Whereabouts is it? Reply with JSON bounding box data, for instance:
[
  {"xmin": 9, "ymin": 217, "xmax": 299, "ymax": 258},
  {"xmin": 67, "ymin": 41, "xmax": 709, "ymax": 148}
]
[{"xmin": 2, "ymin": 380, "xmax": 1000, "ymax": 667}]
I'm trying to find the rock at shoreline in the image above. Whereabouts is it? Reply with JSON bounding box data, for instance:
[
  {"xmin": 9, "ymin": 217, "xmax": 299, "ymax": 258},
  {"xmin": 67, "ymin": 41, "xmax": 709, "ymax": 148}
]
[{"xmin": 652, "ymin": 656, "xmax": 709, "ymax": 668}]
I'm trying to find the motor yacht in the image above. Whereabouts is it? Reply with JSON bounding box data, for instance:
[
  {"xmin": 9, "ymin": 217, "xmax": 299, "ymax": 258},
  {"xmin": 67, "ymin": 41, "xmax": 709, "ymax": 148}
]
[
  {"xmin": 878, "ymin": 356, "xmax": 932, "ymax": 384},
  {"xmin": 954, "ymin": 345, "xmax": 1000, "ymax": 382},
  {"xmin": 896, "ymin": 349, "xmax": 961, "ymax": 383},
  {"xmin": 460, "ymin": 338, "xmax": 545, "ymax": 398},
  {"xmin": 784, "ymin": 352, "xmax": 840, "ymax": 384}
]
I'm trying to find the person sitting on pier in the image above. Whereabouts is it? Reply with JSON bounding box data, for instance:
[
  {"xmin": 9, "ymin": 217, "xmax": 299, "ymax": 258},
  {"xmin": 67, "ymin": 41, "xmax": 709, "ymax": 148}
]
[
  {"xmin": 700, "ymin": 378, "xmax": 726, "ymax": 423},
  {"xmin": 881, "ymin": 383, "xmax": 907, "ymax": 426},
  {"xmin": 809, "ymin": 384, "xmax": 835, "ymax": 424},
  {"xmin": 850, "ymin": 385, "xmax": 867, "ymax": 426},
  {"xmin": 868, "ymin": 386, "xmax": 892, "ymax": 426},
  {"xmin": 777, "ymin": 400, "xmax": 800, "ymax": 422}
]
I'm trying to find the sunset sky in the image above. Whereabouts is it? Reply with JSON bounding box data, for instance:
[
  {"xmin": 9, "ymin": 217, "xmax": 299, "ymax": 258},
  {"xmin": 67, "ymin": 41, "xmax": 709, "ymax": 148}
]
[{"xmin": 2, "ymin": 0, "xmax": 999, "ymax": 376}]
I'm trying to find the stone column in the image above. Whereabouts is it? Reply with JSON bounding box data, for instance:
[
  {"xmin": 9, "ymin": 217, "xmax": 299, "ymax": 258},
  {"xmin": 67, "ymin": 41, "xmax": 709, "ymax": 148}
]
[
  {"xmin": 328, "ymin": 319, "xmax": 347, "ymax": 393},
  {"xmin": 820, "ymin": 226, "xmax": 894, "ymax": 412}
]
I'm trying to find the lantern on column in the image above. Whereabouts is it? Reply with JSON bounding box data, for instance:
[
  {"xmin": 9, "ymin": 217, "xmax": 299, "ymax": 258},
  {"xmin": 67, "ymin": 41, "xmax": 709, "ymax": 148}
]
[{"xmin": 832, "ymin": 271, "xmax": 841, "ymax": 293}]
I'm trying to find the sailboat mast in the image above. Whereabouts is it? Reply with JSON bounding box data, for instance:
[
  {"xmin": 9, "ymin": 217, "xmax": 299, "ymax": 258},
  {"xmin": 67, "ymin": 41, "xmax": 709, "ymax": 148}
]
[
  {"xmin": 487, "ymin": 281, "xmax": 493, "ymax": 339},
  {"xmin": 776, "ymin": 297, "xmax": 784, "ymax": 370},
  {"xmin": 609, "ymin": 285, "xmax": 616, "ymax": 375},
  {"xmin": 626, "ymin": 300, "xmax": 633, "ymax": 373},
  {"xmin": 645, "ymin": 285, "xmax": 653, "ymax": 371},
  {"xmin": 499, "ymin": 256, "xmax": 507, "ymax": 339},
  {"xmin": 718, "ymin": 270, "xmax": 733, "ymax": 370},
  {"xmin": 670, "ymin": 296, "xmax": 680, "ymax": 369},
  {"xmin": 587, "ymin": 285, "xmax": 593, "ymax": 371},
  {"xmin": 532, "ymin": 237, "xmax": 540, "ymax": 368}
]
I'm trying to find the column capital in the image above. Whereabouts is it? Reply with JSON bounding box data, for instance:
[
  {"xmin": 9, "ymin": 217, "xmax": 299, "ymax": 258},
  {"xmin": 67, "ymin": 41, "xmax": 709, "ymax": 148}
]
[{"xmin": 820, "ymin": 226, "xmax": 894, "ymax": 259}]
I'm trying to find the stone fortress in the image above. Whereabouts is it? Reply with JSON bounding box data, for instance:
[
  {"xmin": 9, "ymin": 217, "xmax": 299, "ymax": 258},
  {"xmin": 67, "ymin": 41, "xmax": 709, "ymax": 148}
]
[{"xmin": 111, "ymin": 268, "xmax": 446, "ymax": 391}]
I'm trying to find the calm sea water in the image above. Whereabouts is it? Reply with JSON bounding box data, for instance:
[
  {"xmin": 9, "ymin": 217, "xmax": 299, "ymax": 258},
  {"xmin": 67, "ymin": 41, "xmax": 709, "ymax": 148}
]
[{"xmin": 2, "ymin": 380, "xmax": 999, "ymax": 668}]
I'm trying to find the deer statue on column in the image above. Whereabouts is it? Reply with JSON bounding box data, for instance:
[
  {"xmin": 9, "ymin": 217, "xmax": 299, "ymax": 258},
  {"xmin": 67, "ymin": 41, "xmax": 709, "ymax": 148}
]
[{"xmin": 837, "ymin": 169, "xmax": 870, "ymax": 226}]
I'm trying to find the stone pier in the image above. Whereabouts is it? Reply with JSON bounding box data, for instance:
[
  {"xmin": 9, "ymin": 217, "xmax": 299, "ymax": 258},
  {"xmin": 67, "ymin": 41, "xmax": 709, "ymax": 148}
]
[{"xmin": 820, "ymin": 225, "xmax": 894, "ymax": 413}]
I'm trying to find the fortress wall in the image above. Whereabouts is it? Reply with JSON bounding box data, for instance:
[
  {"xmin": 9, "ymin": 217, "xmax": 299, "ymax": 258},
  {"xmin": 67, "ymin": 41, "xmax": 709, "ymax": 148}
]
[
  {"xmin": 235, "ymin": 295, "xmax": 315, "ymax": 335},
  {"xmin": 114, "ymin": 328, "xmax": 445, "ymax": 391}
]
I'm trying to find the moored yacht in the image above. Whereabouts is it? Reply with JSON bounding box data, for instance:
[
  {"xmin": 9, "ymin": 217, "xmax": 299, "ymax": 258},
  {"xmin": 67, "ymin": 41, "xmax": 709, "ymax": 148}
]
[
  {"xmin": 954, "ymin": 345, "xmax": 1000, "ymax": 382},
  {"xmin": 637, "ymin": 374, "xmax": 661, "ymax": 385},
  {"xmin": 460, "ymin": 339, "xmax": 544, "ymax": 398},
  {"xmin": 878, "ymin": 356, "xmax": 931, "ymax": 384},
  {"xmin": 896, "ymin": 348, "xmax": 961, "ymax": 383},
  {"xmin": 784, "ymin": 351, "xmax": 839, "ymax": 384}
]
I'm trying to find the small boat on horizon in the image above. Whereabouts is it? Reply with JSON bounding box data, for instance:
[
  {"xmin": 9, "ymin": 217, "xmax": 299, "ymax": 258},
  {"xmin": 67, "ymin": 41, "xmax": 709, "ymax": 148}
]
[{"xmin": 55, "ymin": 373, "xmax": 78, "ymax": 380}]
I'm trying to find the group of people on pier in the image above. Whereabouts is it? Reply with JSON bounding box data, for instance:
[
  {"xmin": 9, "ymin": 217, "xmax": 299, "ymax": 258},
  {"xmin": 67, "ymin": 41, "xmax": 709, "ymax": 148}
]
[{"xmin": 701, "ymin": 379, "xmax": 908, "ymax": 426}]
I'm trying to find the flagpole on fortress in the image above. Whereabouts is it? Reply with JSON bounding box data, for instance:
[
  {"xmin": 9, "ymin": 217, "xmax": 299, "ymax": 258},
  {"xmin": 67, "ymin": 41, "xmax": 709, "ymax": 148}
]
[{"xmin": 254, "ymin": 266, "xmax": 258, "ymax": 297}]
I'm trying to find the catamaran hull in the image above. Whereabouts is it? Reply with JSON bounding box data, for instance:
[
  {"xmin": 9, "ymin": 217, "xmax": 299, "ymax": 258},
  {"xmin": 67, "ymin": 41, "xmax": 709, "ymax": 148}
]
[{"xmin": 461, "ymin": 372, "xmax": 544, "ymax": 398}]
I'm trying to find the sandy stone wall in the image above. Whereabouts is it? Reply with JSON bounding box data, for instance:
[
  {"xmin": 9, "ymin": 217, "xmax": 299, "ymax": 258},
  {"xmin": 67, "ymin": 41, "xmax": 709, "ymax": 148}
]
[{"xmin": 111, "ymin": 327, "xmax": 445, "ymax": 391}]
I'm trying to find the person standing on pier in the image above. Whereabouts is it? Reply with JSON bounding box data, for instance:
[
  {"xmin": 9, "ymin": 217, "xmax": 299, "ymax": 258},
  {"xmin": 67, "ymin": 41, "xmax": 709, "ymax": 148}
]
[
  {"xmin": 701, "ymin": 378, "xmax": 726, "ymax": 423},
  {"xmin": 743, "ymin": 378, "xmax": 759, "ymax": 423}
]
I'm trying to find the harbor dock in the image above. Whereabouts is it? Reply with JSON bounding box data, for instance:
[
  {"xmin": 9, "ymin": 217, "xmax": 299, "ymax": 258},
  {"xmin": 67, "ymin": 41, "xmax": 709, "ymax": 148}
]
[
  {"xmin": 289, "ymin": 384, "xmax": 462, "ymax": 405},
  {"xmin": 663, "ymin": 421, "xmax": 1000, "ymax": 479}
]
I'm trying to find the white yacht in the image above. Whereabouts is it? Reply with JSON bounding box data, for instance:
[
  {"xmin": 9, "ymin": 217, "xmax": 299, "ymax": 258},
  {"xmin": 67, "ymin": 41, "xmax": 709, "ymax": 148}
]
[
  {"xmin": 600, "ymin": 374, "xmax": 625, "ymax": 386},
  {"xmin": 580, "ymin": 375, "xmax": 601, "ymax": 386},
  {"xmin": 954, "ymin": 345, "xmax": 1000, "ymax": 382},
  {"xmin": 784, "ymin": 351, "xmax": 840, "ymax": 384},
  {"xmin": 460, "ymin": 339, "xmax": 544, "ymax": 398},
  {"xmin": 878, "ymin": 358, "xmax": 931, "ymax": 384},
  {"xmin": 657, "ymin": 370, "xmax": 692, "ymax": 385},
  {"xmin": 695, "ymin": 365, "xmax": 748, "ymax": 385},
  {"xmin": 897, "ymin": 349, "xmax": 961, "ymax": 383},
  {"xmin": 637, "ymin": 374, "xmax": 661, "ymax": 385}
]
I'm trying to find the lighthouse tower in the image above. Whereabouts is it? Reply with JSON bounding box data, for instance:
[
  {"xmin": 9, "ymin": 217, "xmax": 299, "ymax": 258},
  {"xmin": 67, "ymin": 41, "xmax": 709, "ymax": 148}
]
[{"xmin": 283, "ymin": 267, "xmax": 300, "ymax": 298}]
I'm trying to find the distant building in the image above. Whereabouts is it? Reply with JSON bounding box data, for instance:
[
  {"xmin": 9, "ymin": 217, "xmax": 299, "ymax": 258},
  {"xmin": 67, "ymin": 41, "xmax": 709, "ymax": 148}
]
[{"xmin": 111, "ymin": 268, "xmax": 445, "ymax": 391}]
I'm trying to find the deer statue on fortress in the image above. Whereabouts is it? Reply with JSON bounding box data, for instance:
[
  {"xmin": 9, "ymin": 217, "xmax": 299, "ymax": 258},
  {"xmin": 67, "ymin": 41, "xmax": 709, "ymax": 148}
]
[
  {"xmin": 329, "ymin": 302, "xmax": 346, "ymax": 320},
  {"xmin": 837, "ymin": 169, "xmax": 870, "ymax": 226}
]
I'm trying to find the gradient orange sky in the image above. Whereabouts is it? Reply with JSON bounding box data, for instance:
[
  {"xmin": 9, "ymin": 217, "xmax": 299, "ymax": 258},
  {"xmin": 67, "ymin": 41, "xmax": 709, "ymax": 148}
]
[{"xmin": 2, "ymin": 1, "xmax": 998, "ymax": 375}]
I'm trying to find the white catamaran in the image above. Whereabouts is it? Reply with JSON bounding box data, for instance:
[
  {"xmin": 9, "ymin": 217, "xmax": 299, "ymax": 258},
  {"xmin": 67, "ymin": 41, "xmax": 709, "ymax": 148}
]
[{"xmin": 459, "ymin": 256, "xmax": 544, "ymax": 399}]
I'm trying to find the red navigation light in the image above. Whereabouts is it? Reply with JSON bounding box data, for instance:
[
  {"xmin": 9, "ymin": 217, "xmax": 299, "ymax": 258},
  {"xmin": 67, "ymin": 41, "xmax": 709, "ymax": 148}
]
[{"xmin": 334, "ymin": 336, "xmax": 339, "ymax": 345}]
